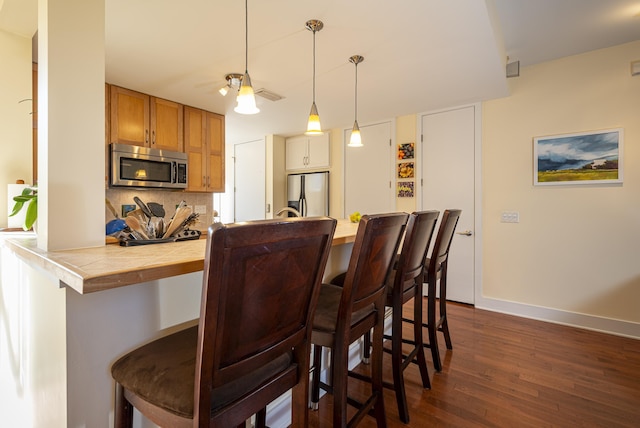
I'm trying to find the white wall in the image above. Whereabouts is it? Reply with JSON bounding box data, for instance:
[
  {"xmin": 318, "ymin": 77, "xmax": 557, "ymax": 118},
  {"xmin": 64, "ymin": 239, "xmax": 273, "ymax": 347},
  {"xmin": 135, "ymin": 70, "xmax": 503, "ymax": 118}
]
[
  {"xmin": 481, "ymin": 41, "xmax": 640, "ymax": 334},
  {"xmin": 0, "ymin": 30, "xmax": 32, "ymax": 228}
]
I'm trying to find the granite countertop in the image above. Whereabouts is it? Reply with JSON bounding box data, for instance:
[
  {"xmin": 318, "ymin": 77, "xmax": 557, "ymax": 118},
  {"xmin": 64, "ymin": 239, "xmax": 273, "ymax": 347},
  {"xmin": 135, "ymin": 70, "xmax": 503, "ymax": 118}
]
[{"xmin": 3, "ymin": 219, "xmax": 358, "ymax": 295}]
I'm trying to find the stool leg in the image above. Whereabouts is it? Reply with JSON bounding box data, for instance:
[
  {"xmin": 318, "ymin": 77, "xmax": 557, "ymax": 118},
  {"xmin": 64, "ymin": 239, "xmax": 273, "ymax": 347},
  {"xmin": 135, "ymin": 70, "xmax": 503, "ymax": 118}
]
[
  {"xmin": 391, "ymin": 297, "xmax": 410, "ymax": 423},
  {"xmin": 114, "ymin": 383, "xmax": 133, "ymax": 428},
  {"xmin": 427, "ymin": 277, "xmax": 443, "ymax": 372},
  {"xmin": 362, "ymin": 330, "xmax": 371, "ymax": 364},
  {"xmin": 439, "ymin": 264, "xmax": 453, "ymax": 350},
  {"xmin": 255, "ymin": 408, "xmax": 267, "ymax": 428},
  {"xmin": 310, "ymin": 344, "xmax": 321, "ymax": 410},
  {"xmin": 413, "ymin": 283, "xmax": 431, "ymax": 389},
  {"xmin": 370, "ymin": 310, "xmax": 388, "ymax": 428}
]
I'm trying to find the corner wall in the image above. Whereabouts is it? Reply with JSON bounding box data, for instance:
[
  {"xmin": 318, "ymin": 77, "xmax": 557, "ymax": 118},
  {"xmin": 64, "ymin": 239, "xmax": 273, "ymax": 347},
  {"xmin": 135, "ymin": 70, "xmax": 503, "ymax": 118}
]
[
  {"xmin": 481, "ymin": 41, "xmax": 640, "ymax": 335},
  {"xmin": 0, "ymin": 30, "xmax": 32, "ymax": 228}
]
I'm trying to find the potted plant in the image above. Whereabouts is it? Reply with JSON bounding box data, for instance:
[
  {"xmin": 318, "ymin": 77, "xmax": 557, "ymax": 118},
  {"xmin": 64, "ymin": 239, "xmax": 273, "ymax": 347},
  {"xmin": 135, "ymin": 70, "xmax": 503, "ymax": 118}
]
[{"xmin": 9, "ymin": 185, "xmax": 37, "ymax": 231}]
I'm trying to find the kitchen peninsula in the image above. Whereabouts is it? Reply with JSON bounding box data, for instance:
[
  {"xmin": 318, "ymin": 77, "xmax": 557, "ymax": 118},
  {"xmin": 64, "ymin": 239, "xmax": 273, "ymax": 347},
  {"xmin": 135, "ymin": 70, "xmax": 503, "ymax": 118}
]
[{"xmin": 0, "ymin": 219, "xmax": 358, "ymax": 428}]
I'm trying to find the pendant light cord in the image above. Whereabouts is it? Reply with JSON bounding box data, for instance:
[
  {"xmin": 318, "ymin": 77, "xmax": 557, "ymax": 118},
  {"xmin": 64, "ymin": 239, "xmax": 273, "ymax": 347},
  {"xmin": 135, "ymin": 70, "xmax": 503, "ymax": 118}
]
[
  {"xmin": 312, "ymin": 29, "xmax": 316, "ymax": 103},
  {"xmin": 244, "ymin": 0, "xmax": 248, "ymax": 74},
  {"xmin": 354, "ymin": 61, "xmax": 358, "ymax": 120}
]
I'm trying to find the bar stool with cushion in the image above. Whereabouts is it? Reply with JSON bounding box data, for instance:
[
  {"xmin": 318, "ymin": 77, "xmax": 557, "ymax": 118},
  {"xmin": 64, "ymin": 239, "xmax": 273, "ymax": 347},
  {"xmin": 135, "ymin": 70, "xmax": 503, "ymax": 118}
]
[
  {"xmin": 421, "ymin": 208, "xmax": 461, "ymax": 372},
  {"xmin": 111, "ymin": 217, "xmax": 337, "ymax": 428},
  {"xmin": 310, "ymin": 212, "xmax": 409, "ymax": 427},
  {"xmin": 335, "ymin": 210, "xmax": 440, "ymax": 423}
]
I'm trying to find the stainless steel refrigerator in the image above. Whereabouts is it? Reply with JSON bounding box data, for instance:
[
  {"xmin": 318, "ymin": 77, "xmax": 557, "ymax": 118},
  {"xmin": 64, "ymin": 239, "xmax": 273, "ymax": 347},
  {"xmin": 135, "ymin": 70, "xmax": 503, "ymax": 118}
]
[{"xmin": 287, "ymin": 171, "xmax": 329, "ymax": 217}]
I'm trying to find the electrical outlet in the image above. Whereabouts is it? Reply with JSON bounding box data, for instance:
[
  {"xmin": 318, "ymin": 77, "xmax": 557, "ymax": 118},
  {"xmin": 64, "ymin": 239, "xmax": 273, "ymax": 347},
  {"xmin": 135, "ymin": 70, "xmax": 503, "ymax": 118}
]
[
  {"xmin": 501, "ymin": 211, "xmax": 520, "ymax": 223},
  {"xmin": 122, "ymin": 204, "xmax": 136, "ymax": 217},
  {"xmin": 194, "ymin": 205, "xmax": 207, "ymax": 214}
]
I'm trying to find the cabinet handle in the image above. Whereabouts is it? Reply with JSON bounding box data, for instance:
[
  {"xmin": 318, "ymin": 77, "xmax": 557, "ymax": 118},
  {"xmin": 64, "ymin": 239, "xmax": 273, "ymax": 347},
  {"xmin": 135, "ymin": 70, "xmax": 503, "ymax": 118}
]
[
  {"xmin": 152, "ymin": 130, "xmax": 155, "ymax": 145},
  {"xmin": 207, "ymin": 176, "xmax": 210, "ymax": 187},
  {"xmin": 203, "ymin": 176, "xmax": 206, "ymax": 187},
  {"xmin": 145, "ymin": 129, "xmax": 149, "ymax": 144}
]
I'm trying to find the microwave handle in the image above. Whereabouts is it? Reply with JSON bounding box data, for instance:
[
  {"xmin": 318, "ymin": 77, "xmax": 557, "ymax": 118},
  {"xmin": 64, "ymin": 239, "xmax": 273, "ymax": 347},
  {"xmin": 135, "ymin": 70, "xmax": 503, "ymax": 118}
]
[{"xmin": 171, "ymin": 162, "xmax": 177, "ymax": 184}]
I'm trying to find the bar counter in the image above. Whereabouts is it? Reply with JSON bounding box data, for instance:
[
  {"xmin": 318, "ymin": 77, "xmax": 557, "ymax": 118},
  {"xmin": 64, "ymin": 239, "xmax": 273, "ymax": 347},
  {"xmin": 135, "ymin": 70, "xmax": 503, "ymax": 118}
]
[
  {"xmin": 0, "ymin": 218, "xmax": 358, "ymax": 427},
  {"xmin": 3, "ymin": 218, "xmax": 358, "ymax": 295}
]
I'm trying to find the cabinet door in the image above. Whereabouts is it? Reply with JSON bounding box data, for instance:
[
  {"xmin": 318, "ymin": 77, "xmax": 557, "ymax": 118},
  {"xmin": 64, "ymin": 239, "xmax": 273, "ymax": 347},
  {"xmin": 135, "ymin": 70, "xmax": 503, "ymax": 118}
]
[
  {"xmin": 110, "ymin": 86, "xmax": 149, "ymax": 147},
  {"xmin": 205, "ymin": 112, "xmax": 225, "ymax": 192},
  {"xmin": 285, "ymin": 136, "xmax": 309, "ymax": 170},
  {"xmin": 150, "ymin": 97, "xmax": 183, "ymax": 151},
  {"xmin": 307, "ymin": 133, "xmax": 330, "ymax": 168},
  {"xmin": 184, "ymin": 106, "xmax": 207, "ymax": 192}
]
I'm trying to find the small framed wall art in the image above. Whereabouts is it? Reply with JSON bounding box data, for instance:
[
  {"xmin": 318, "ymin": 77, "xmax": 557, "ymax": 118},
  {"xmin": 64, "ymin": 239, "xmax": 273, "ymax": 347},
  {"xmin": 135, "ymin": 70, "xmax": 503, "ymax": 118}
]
[
  {"xmin": 397, "ymin": 181, "xmax": 414, "ymax": 198},
  {"xmin": 397, "ymin": 162, "xmax": 414, "ymax": 179},
  {"xmin": 533, "ymin": 128, "xmax": 623, "ymax": 186}
]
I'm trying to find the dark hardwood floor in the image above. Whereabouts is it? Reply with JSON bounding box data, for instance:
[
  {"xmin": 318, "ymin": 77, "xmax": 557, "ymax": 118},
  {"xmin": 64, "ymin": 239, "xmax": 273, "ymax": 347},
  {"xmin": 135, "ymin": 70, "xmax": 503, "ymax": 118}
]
[{"xmin": 308, "ymin": 298, "xmax": 640, "ymax": 427}]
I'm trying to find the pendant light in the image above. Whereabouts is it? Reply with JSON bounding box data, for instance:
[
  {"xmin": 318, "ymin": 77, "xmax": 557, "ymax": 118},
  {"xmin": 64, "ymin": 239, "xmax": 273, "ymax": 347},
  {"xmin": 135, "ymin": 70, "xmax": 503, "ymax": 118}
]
[
  {"xmin": 305, "ymin": 19, "xmax": 324, "ymax": 135},
  {"xmin": 348, "ymin": 55, "xmax": 364, "ymax": 147},
  {"xmin": 234, "ymin": 0, "xmax": 259, "ymax": 114}
]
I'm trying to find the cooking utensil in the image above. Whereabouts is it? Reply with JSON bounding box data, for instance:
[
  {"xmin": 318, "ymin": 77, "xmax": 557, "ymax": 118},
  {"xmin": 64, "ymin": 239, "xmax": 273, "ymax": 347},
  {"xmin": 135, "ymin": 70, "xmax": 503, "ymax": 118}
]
[
  {"xmin": 162, "ymin": 205, "xmax": 192, "ymax": 238},
  {"xmin": 133, "ymin": 196, "xmax": 153, "ymax": 219},
  {"xmin": 126, "ymin": 209, "xmax": 148, "ymax": 226},
  {"xmin": 125, "ymin": 216, "xmax": 150, "ymax": 240},
  {"xmin": 147, "ymin": 202, "xmax": 165, "ymax": 217},
  {"xmin": 105, "ymin": 198, "xmax": 119, "ymax": 218}
]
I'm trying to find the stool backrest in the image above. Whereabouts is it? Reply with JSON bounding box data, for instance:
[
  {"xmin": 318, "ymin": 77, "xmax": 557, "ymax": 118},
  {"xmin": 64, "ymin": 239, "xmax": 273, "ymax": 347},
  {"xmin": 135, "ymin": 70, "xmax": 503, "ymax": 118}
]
[
  {"xmin": 428, "ymin": 209, "xmax": 462, "ymax": 274},
  {"xmin": 394, "ymin": 210, "xmax": 440, "ymax": 294},
  {"xmin": 194, "ymin": 217, "xmax": 336, "ymax": 419},
  {"xmin": 341, "ymin": 212, "xmax": 409, "ymax": 315}
]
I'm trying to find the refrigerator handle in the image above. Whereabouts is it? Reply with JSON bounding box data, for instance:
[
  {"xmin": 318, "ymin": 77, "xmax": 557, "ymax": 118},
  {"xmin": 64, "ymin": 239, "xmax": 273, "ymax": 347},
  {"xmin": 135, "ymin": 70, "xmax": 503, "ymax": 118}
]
[{"xmin": 299, "ymin": 175, "xmax": 307, "ymax": 217}]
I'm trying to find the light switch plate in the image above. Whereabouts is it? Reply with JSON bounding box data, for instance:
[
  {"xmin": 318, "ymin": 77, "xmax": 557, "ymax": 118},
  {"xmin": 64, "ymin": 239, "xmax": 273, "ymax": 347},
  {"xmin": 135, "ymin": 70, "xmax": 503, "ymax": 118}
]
[
  {"xmin": 501, "ymin": 211, "xmax": 520, "ymax": 223},
  {"xmin": 194, "ymin": 205, "xmax": 207, "ymax": 214}
]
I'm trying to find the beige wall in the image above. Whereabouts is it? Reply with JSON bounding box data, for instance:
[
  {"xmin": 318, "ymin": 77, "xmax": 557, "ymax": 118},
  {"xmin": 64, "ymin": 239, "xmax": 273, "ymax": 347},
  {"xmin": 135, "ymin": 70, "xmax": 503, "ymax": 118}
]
[
  {"xmin": 0, "ymin": 30, "xmax": 32, "ymax": 228},
  {"xmin": 482, "ymin": 40, "xmax": 640, "ymax": 326}
]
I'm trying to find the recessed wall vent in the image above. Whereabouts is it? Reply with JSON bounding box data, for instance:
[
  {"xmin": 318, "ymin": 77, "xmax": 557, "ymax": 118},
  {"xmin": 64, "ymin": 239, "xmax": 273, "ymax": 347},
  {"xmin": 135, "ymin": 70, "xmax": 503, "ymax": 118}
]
[{"xmin": 254, "ymin": 88, "xmax": 284, "ymax": 101}]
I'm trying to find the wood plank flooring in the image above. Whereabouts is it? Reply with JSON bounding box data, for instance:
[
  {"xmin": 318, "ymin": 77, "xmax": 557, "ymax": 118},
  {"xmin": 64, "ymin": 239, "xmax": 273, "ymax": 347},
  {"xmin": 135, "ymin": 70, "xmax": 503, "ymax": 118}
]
[{"xmin": 308, "ymin": 298, "xmax": 640, "ymax": 427}]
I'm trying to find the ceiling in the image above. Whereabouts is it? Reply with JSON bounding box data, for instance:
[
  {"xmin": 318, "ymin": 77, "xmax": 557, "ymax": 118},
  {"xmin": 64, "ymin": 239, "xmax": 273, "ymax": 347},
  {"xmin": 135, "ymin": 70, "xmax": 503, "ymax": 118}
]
[{"xmin": 1, "ymin": 0, "xmax": 640, "ymax": 144}]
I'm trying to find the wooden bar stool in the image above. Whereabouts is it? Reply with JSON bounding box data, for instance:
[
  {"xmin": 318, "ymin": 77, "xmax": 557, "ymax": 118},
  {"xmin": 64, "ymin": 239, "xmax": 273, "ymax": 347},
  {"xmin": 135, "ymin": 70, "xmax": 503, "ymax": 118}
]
[
  {"xmin": 310, "ymin": 212, "xmax": 409, "ymax": 427},
  {"xmin": 421, "ymin": 209, "xmax": 461, "ymax": 372},
  {"xmin": 111, "ymin": 217, "xmax": 336, "ymax": 428},
  {"xmin": 343, "ymin": 211, "xmax": 440, "ymax": 423}
]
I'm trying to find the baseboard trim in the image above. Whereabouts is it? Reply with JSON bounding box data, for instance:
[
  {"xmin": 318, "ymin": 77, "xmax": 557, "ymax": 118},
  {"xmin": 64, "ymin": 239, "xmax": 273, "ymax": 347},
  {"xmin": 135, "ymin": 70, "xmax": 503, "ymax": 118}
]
[{"xmin": 475, "ymin": 296, "xmax": 640, "ymax": 340}]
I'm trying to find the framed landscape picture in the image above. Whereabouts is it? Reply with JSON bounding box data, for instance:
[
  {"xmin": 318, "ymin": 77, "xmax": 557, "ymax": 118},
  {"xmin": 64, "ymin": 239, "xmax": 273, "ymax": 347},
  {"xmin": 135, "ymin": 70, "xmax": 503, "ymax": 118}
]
[{"xmin": 534, "ymin": 128, "xmax": 623, "ymax": 186}]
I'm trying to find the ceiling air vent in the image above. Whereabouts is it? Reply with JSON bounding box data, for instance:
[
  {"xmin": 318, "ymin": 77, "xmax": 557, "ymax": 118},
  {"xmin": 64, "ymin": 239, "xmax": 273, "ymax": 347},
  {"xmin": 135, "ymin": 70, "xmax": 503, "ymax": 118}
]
[{"xmin": 254, "ymin": 88, "xmax": 284, "ymax": 102}]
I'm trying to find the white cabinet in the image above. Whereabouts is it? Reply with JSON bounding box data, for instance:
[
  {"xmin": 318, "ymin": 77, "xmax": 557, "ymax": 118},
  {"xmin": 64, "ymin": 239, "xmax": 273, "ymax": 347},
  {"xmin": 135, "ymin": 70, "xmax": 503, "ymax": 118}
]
[{"xmin": 285, "ymin": 134, "xmax": 330, "ymax": 170}]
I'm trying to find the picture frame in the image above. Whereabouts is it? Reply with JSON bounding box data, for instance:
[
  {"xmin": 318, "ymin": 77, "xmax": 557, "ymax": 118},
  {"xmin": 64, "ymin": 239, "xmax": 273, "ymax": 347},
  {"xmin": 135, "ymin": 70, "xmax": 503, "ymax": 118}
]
[
  {"xmin": 397, "ymin": 181, "xmax": 414, "ymax": 198},
  {"xmin": 397, "ymin": 142, "xmax": 414, "ymax": 160},
  {"xmin": 397, "ymin": 162, "xmax": 414, "ymax": 179},
  {"xmin": 533, "ymin": 128, "xmax": 623, "ymax": 186}
]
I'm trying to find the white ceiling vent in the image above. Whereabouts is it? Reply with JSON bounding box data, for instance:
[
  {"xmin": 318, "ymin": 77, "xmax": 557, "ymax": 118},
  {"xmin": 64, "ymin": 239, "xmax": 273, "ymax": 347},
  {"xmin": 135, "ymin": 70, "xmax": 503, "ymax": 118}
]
[{"xmin": 254, "ymin": 88, "xmax": 284, "ymax": 102}]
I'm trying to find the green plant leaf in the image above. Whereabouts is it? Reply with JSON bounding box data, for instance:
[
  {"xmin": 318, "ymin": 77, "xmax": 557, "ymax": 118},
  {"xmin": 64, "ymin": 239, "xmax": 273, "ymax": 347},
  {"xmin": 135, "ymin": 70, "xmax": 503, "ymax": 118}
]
[
  {"xmin": 24, "ymin": 199, "xmax": 37, "ymax": 231},
  {"xmin": 9, "ymin": 200, "xmax": 24, "ymax": 217}
]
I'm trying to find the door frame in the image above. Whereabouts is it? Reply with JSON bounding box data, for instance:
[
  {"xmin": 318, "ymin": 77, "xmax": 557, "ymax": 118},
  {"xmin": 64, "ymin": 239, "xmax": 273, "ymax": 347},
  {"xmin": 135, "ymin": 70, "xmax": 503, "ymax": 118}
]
[{"xmin": 416, "ymin": 103, "xmax": 482, "ymax": 305}]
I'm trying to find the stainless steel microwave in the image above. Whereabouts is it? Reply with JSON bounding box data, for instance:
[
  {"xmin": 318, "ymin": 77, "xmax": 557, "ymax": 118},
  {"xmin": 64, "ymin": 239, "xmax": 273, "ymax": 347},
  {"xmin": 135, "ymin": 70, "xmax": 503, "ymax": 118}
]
[{"xmin": 110, "ymin": 143, "xmax": 188, "ymax": 189}]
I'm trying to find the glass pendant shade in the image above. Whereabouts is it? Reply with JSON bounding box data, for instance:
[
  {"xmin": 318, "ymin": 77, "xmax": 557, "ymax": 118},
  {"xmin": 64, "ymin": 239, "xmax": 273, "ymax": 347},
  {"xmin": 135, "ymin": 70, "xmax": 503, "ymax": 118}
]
[
  {"xmin": 305, "ymin": 102, "xmax": 323, "ymax": 135},
  {"xmin": 348, "ymin": 120, "xmax": 363, "ymax": 147},
  {"xmin": 234, "ymin": 71, "xmax": 259, "ymax": 114}
]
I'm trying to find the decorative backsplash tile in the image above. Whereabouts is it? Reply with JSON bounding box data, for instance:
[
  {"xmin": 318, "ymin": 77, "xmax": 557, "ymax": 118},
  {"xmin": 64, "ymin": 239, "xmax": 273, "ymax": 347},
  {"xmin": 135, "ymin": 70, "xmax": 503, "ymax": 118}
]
[{"xmin": 105, "ymin": 189, "xmax": 214, "ymax": 231}]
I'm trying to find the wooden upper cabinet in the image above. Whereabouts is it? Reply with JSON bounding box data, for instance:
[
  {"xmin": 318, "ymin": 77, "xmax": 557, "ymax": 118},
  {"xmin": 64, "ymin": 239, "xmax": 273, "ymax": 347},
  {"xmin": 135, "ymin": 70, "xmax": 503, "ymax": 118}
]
[
  {"xmin": 109, "ymin": 85, "xmax": 183, "ymax": 151},
  {"xmin": 184, "ymin": 106, "xmax": 225, "ymax": 192},
  {"xmin": 206, "ymin": 112, "xmax": 225, "ymax": 192},
  {"xmin": 150, "ymin": 97, "xmax": 183, "ymax": 151},
  {"xmin": 110, "ymin": 86, "xmax": 149, "ymax": 147}
]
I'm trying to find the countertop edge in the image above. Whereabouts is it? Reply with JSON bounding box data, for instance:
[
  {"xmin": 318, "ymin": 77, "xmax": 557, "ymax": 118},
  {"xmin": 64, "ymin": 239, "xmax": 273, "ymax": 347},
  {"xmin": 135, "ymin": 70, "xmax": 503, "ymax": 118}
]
[{"xmin": 2, "ymin": 219, "xmax": 359, "ymax": 295}]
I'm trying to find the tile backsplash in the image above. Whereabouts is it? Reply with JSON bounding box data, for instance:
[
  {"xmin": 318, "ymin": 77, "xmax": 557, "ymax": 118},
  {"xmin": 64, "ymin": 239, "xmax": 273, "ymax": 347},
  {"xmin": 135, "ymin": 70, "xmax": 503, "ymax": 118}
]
[{"xmin": 105, "ymin": 189, "xmax": 216, "ymax": 231}]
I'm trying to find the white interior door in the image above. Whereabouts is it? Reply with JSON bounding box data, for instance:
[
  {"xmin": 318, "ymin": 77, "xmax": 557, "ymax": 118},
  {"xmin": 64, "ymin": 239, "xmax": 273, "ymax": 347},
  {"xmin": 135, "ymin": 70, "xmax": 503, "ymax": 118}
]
[
  {"xmin": 344, "ymin": 122, "xmax": 394, "ymax": 217},
  {"xmin": 234, "ymin": 139, "xmax": 265, "ymax": 222},
  {"xmin": 421, "ymin": 106, "xmax": 477, "ymax": 304}
]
